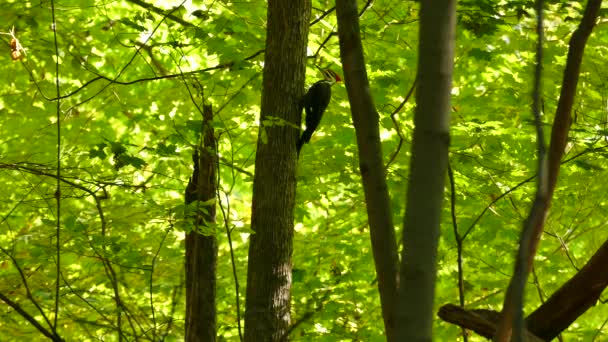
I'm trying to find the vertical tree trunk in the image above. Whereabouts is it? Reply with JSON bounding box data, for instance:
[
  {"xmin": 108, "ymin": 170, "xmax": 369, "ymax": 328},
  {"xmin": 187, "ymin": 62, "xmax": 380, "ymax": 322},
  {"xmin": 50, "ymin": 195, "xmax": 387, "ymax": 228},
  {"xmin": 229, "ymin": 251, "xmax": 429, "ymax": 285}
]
[
  {"xmin": 396, "ymin": 1, "xmax": 456, "ymax": 341},
  {"xmin": 335, "ymin": 0, "xmax": 399, "ymax": 339},
  {"xmin": 185, "ymin": 105, "xmax": 218, "ymax": 342},
  {"xmin": 244, "ymin": 1, "xmax": 311, "ymax": 341}
]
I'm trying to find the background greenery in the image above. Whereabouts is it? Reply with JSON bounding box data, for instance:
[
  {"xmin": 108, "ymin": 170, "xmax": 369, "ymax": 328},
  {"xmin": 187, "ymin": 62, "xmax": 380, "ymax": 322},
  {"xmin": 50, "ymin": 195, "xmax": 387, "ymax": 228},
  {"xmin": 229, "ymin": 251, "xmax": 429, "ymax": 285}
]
[{"xmin": 0, "ymin": 0, "xmax": 606, "ymax": 340}]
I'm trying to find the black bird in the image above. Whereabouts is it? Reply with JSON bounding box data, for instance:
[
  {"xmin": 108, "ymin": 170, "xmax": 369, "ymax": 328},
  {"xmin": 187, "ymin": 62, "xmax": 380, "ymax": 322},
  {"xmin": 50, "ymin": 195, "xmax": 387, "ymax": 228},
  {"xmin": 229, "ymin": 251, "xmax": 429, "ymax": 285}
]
[{"xmin": 297, "ymin": 68, "xmax": 341, "ymax": 157}]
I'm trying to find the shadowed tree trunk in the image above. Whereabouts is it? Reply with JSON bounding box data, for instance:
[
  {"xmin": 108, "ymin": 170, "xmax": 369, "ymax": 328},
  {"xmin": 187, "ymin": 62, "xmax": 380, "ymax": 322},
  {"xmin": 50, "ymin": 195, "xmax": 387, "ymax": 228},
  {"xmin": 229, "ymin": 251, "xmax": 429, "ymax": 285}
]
[
  {"xmin": 396, "ymin": 0, "xmax": 457, "ymax": 341},
  {"xmin": 243, "ymin": 0, "xmax": 311, "ymax": 341},
  {"xmin": 185, "ymin": 104, "xmax": 218, "ymax": 342},
  {"xmin": 335, "ymin": 0, "xmax": 399, "ymax": 339}
]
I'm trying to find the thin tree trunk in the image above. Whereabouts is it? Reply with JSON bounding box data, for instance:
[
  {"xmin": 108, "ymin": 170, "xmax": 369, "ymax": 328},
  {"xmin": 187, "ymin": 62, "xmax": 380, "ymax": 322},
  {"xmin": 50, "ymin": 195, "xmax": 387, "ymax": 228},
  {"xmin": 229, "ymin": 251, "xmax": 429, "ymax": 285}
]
[
  {"xmin": 335, "ymin": 0, "xmax": 399, "ymax": 339},
  {"xmin": 494, "ymin": 1, "xmax": 601, "ymax": 340},
  {"xmin": 185, "ymin": 105, "xmax": 218, "ymax": 342},
  {"xmin": 243, "ymin": 0, "xmax": 310, "ymax": 340},
  {"xmin": 396, "ymin": 1, "xmax": 456, "ymax": 341}
]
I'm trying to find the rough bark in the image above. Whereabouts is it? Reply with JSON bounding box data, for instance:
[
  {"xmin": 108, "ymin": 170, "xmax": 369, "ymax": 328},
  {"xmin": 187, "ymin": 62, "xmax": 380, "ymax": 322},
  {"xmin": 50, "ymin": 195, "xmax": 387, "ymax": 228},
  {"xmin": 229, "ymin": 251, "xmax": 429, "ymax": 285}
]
[
  {"xmin": 243, "ymin": 0, "xmax": 310, "ymax": 340},
  {"xmin": 185, "ymin": 105, "xmax": 218, "ymax": 342},
  {"xmin": 396, "ymin": 1, "xmax": 456, "ymax": 341},
  {"xmin": 335, "ymin": 0, "xmax": 399, "ymax": 339}
]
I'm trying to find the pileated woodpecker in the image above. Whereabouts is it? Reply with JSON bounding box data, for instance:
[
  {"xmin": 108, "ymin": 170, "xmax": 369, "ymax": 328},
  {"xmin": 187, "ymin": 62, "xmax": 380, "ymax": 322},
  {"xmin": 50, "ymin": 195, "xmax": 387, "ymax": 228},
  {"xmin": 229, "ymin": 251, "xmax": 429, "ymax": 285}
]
[{"xmin": 297, "ymin": 68, "xmax": 341, "ymax": 157}]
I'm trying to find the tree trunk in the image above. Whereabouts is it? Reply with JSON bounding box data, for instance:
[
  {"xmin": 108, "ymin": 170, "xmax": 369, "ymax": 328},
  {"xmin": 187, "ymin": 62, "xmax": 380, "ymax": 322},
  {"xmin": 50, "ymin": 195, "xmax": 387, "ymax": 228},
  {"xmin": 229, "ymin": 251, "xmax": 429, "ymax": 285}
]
[
  {"xmin": 396, "ymin": 1, "xmax": 456, "ymax": 341},
  {"xmin": 494, "ymin": 2, "xmax": 601, "ymax": 340},
  {"xmin": 335, "ymin": 0, "xmax": 399, "ymax": 339},
  {"xmin": 185, "ymin": 105, "xmax": 218, "ymax": 342},
  {"xmin": 243, "ymin": 0, "xmax": 310, "ymax": 340}
]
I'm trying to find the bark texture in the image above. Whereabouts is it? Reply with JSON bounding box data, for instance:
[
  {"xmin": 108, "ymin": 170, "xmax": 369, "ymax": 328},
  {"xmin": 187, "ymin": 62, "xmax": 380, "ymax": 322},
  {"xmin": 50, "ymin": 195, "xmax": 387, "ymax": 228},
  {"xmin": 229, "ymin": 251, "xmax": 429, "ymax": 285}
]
[
  {"xmin": 185, "ymin": 105, "xmax": 218, "ymax": 342},
  {"xmin": 243, "ymin": 0, "xmax": 310, "ymax": 340},
  {"xmin": 335, "ymin": 0, "xmax": 399, "ymax": 339},
  {"xmin": 396, "ymin": 0, "xmax": 456, "ymax": 341}
]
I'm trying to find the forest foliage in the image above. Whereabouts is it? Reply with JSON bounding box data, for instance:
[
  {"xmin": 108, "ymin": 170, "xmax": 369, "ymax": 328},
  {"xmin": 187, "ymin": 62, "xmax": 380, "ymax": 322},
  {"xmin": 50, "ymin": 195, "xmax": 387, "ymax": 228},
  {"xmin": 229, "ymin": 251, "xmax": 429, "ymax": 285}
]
[{"xmin": 0, "ymin": 0, "xmax": 606, "ymax": 341}]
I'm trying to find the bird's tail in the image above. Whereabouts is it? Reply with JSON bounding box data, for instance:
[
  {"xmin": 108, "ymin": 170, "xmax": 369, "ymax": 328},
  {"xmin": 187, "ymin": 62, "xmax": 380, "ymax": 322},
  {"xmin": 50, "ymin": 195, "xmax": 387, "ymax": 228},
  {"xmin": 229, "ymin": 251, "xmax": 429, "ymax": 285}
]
[{"xmin": 296, "ymin": 129, "xmax": 313, "ymax": 158}]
